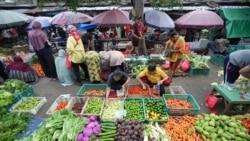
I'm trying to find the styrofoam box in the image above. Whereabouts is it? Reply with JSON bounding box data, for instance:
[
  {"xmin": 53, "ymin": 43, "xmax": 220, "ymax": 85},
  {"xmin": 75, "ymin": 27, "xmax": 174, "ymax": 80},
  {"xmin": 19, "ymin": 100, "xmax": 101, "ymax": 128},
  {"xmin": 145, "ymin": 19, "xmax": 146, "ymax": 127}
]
[
  {"xmin": 169, "ymin": 86, "xmax": 186, "ymax": 94},
  {"xmin": 66, "ymin": 97, "xmax": 88, "ymax": 115},
  {"xmin": 46, "ymin": 96, "xmax": 71, "ymax": 115},
  {"xmin": 10, "ymin": 97, "xmax": 47, "ymax": 114}
]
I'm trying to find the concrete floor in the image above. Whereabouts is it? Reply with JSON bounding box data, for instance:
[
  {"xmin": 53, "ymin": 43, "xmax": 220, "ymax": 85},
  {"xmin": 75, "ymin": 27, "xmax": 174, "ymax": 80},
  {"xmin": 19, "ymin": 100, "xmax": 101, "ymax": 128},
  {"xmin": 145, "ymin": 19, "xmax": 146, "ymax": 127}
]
[{"xmin": 33, "ymin": 61, "xmax": 224, "ymax": 119}]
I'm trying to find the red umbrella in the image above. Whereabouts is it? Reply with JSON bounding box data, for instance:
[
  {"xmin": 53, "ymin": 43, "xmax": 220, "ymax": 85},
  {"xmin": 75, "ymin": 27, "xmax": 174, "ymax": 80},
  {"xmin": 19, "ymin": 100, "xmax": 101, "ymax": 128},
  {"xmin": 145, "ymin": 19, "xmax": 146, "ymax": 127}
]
[
  {"xmin": 175, "ymin": 9, "xmax": 223, "ymax": 29},
  {"xmin": 91, "ymin": 9, "xmax": 133, "ymax": 27},
  {"xmin": 51, "ymin": 11, "xmax": 92, "ymax": 26}
]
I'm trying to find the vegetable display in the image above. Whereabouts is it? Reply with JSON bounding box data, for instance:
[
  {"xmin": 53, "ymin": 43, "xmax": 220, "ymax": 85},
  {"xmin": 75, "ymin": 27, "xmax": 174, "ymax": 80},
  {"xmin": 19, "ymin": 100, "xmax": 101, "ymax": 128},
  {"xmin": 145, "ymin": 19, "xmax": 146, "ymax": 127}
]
[
  {"xmin": 0, "ymin": 79, "xmax": 29, "ymax": 94},
  {"xmin": 55, "ymin": 101, "xmax": 68, "ymax": 111},
  {"xmin": 161, "ymin": 115, "xmax": 202, "ymax": 141},
  {"xmin": 195, "ymin": 114, "xmax": 250, "ymax": 141},
  {"xmin": 84, "ymin": 98, "xmax": 104, "ymax": 115},
  {"xmin": 165, "ymin": 99, "xmax": 192, "ymax": 109},
  {"xmin": 143, "ymin": 122, "xmax": 170, "ymax": 141},
  {"xmin": 187, "ymin": 55, "xmax": 209, "ymax": 69},
  {"xmin": 144, "ymin": 99, "xmax": 168, "ymax": 121},
  {"xmin": 77, "ymin": 116, "xmax": 101, "ymax": 141},
  {"xmin": 0, "ymin": 90, "xmax": 13, "ymax": 107},
  {"xmin": 102, "ymin": 100, "xmax": 123, "ymax": 120},
  {"xmin": 128, "ymin": 85, "xmax": 149, "ymax": 96},
  {"xmin": 123, "ymin": 99, "xmax": 144, "ymax": 120},
  {"xmin": 72, "ymin": 102, "xmax": 85, "ymax": 113},
  {"xmin": 97, "ymin": 120, "xmax": 117, "ymax": 141},
  {"xmin": 14, "ymin": 97, "xmax": 42, "ymax": 111},
  {"xmin": 131, "ymin": 64, "xmax": 147, "ymax": 76},
  {"xmin": 84, "ymin": 90, "xmax": 105, "ymax": 96},
  {"xmin": 0, "ymin": 108, "xmax": 31, "ymax": 141},
  {"xmin": 21, "ymin": 109, "xmax": 88, "ymax": 141},
  {"xmin": 115, "ymin": 119, "xmax": 144, "ymax": 141},
  {"xmin": 32, "ymin": 63, "xmax": 45, "ymax": 77}
]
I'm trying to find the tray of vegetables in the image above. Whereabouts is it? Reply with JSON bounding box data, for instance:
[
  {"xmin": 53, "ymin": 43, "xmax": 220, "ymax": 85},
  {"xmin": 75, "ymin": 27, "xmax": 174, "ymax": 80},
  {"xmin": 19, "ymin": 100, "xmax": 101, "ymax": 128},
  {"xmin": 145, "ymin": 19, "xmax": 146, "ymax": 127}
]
[
  {"xmin": 127, "ymin": 84, "xmax": 151, "ymax": 98},
  {"xmin": 46, "ymin": 96, "xmax": 70, "ymax": 115},
  {"xmin": 66, "ymin": 97, "xmax": 88, "ymax": 115},
  {"xmin": 144, "ymin": 98, "xmax": 168, "ymax": 122},
  {"xmin": 10, "ymin": 97, "xmax": 47, "ymax": 114},
  {"xmin": 82, "ymin": 97, "xmax": 104, "ymax": 116},
  {"xmin": 123, "ymin": 98, "xmax": 145, "ymax": 121},
  {"xmin": 101, "ymin": 99, "xmax": 123, "ymax": 120},
  {"xmin": 77, "ymin": 84, "xmax": 107, "ymax": 97}
]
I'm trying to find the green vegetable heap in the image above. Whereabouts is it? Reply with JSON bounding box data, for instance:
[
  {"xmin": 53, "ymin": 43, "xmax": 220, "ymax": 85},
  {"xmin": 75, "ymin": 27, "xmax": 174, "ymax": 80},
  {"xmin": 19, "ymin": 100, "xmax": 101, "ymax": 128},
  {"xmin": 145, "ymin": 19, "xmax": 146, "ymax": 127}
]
[
  {"xmin": 102, "ymin": 100, "xmax": 123, "ymax": 120},
  {"xmin": 195, "ymin": 114, "xmax": 250, "ymax": 141},
  {"xmin": 0, "ymin": 79, "xmax": 29, "ymax": 93},
  {"xmin": 188, "ymin": 55, "xmax": 209, "ymax": 69},
  {"xmin": 14, "ymin": 97, "xmax": 42, "ymax": 111},
  {"xmin": 145, "ymin": 99, "xmax": 168, "ymax": 121},
  {"xmin": 124, "ymin": 99, "xmax": 144, "ymax": 120},
  {"xmin": 84, "ymin": 98, "xmax": 103, "ymax": 115},
  {"xmin": 0, "ymin": 90, "xmax": 13, "ymax": 107}
]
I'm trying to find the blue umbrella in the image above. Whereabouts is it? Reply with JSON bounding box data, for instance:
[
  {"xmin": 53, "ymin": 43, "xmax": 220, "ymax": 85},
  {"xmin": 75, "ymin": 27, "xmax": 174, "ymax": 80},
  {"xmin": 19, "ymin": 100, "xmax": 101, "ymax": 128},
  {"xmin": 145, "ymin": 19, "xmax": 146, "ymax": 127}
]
[
  {"xmin": 144, "ymin": 10, "xmax": 175, "ymax": 31},
  {"xmin": 77, "ymin": 23, "xmax": 97, "ymax": 30},
  {"xmin": 26, "ymin": 16, "xmax": 52, "ymax": 30}
]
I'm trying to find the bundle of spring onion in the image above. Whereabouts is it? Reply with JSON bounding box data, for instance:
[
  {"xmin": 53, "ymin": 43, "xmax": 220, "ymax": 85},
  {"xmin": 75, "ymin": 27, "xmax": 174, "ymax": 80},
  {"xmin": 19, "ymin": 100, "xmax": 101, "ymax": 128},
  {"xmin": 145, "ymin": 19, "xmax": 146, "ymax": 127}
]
[{"xmin": 143, "ymin": 122, "xmax": 170, "ymax": 141}]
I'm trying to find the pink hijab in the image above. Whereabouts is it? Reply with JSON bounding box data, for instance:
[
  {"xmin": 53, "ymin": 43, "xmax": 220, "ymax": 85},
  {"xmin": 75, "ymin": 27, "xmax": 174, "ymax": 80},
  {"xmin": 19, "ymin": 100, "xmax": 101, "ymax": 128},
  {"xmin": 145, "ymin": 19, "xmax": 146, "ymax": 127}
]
[
  {"xmin": 67, "ymin": 25, "xmax": 80, "ymax": 41},
  {"xmin": 6, "ymin": 56, "xmax": 33, "ymax": 72},
  {"xmin": 28, "ymin": 21, "xmax": 48, "ymax": 51}
]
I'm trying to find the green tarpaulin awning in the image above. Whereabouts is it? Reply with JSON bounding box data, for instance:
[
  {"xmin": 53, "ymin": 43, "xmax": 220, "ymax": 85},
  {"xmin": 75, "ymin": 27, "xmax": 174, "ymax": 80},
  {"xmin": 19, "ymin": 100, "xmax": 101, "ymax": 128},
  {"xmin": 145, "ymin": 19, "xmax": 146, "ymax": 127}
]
[{"xmin": 217, "ymin": 8, "xmax": 250, "ymax": 38}]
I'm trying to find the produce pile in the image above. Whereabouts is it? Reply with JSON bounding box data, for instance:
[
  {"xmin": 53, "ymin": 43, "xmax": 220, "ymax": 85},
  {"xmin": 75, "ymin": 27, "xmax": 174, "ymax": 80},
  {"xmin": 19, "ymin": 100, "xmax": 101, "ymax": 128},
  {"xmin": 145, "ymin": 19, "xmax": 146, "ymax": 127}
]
[
  {"xmin": 115, "ymin": 119, "xmax": 144, "ymax": 141},
  {"xmin": 102, "ymin": 100, "xmax": 123, "ymax": 120},
  {"xmin": 127, "ymin": 85, "xmax": 149, "ymax": 97},
  {"xmin": 145, "ymin": 99, "xmax": 168, "ymax": 121},
  {"xmin": 72, "ymin": 102, "xmax": 85, "ymax": 114},
  {"xmin": 32, "ymin": 63, "xmax": 45, "ymax": 77},
  {"xmin": 83, "ymin": 90, "xmax": 105, "ymax": 96},
  {"xmin": 131, "ymin": 64, "xmax": 147, "ymax": 76},
  {"xmin": 0, "ymin": 108, "xmax": 32, "ymax": 141},
  {"xmin": 161, "ymin": 115, "xmax": 203, "ymax": 141},
  {"xmin": 20, "ymin": 109, "xmax": 88, "ymax": 141},
  {"xmin": 123, "ymin": 99, "xmax": 144, "ymax": 120},
  {"xmin": 187, "ymin": 55, "xmax": 209, "ymax": 69},
  {"xmin": 97, "ymin": 120, "xmax": 117, "ymax": 140},
  {"xmin": 55, "ymin": 101, "xmax": 68, "ymax": 111},
  {"xmin": 84, "ymin": 97, "xmax": 104, "ymax": 115},
  {"xmin": 0, "ymin": 79, "xmax": 29, "ymax": 94},
  {"xmin": 165, "ymin": 99, "xmax": 192, "ymax": 109},
  {"xmin": 13, "ymin": 97, "xmax": 43, "ymax": 111},
  {"xmin": 195, "ymin": 114, "xmax": 250, "ymax": 141},
  {"xmin": 0, "ymin": 90, "xmax": 13, "ymax": 107}
]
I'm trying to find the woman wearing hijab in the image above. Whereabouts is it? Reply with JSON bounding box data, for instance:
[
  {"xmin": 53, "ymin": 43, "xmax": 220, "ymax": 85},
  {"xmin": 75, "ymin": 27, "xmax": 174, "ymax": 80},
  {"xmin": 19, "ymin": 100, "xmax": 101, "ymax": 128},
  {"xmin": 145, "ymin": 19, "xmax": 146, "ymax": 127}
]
[
  {"xmin": 99, "ymin": 50, "xmax": 125, "ymax": 72},
  {"xmin": 66, "ymin": 25, "xmax": 89, "ymax": 86},
  {"xmin": 6, "ymin": 56, "xmax": 38, "ymax": 83},
  {"xmin": 55, "ymin": 49, "xmax": 76, "ymax": 86},
  {"xmin": 84, "ymin": 50, "xmax": 102, "ymax": 83},
  {"xmin": 28, "ymin": 21, "xmax": 57, "ymax": 80}
]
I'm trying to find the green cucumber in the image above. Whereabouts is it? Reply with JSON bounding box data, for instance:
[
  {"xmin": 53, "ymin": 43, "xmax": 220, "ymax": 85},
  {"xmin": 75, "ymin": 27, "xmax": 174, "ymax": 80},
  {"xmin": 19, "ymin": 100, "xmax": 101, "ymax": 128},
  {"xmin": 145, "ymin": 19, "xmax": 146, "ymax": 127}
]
[
  {"xmin": 99, "ymin": 138, "xmax": 115, "ymax": 141},
  {"xmin": 101, "ymin": 125, "xmax": 117, "ymax": 130},
  {"xmin": 98, "ymin": 131, "xmax": 116, "ymax": 137},
  {"xmin": 98, "ymin": 133, "xmax": 117, "ymax": 139},
  {"xmin": 101, "ymin": 128, "xmax": 116, "ymax": 132},
  {"xmin": 102, "ymin": 119, "xmax": 115, "ymax": 123},
  {"xmin": 101, "ymin": 123, "xmax": 116, "ymax": 127}
]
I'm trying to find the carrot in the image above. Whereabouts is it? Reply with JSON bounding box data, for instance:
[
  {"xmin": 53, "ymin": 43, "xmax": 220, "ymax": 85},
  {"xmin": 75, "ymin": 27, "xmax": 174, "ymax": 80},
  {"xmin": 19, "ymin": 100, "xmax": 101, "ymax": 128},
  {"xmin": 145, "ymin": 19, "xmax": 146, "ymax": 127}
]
[
  {"xmin": 161, "ymin": 116, "xmax": 204, "ymax": 141},
  {"xmin": 32, "ymin": 63, "xmax": 45, "ymax": 77},
  {"xmin": 166, "ymin": 99, "xmax": 192, "ymax": 109},
  {"xmin": 83, "ymin": 90, "xmax": 105, "ymax": 96},
  {"xmin": 55, "ymin": 102, "xmax": 68, "ymax": 111}
]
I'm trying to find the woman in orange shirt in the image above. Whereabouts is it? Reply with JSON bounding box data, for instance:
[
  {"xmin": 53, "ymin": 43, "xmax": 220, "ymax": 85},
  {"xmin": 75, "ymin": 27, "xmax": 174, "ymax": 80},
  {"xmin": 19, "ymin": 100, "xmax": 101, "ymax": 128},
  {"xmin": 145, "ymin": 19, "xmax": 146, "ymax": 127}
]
[{"xmin": 165, "ymin": 31, "xmax": 186, "ymax": 81}]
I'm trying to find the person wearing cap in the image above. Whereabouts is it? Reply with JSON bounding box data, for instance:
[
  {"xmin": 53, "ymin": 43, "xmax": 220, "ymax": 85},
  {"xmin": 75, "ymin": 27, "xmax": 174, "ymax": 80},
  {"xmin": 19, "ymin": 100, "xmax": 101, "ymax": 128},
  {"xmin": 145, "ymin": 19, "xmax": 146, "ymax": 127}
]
[
  {"xmin": 28, "ymin": 21, "xmax": 57, "ymax": 80},
  {"xmin": 66, "ymin": 25, "xmax": 89, "ymax": 86},
  {"xmin": 131, "ymin": 16, "xmax": 143, "ymax": 55},
  {"xmin": 136, "ymin": 63, "xmax": 170, "ymax": 96}
]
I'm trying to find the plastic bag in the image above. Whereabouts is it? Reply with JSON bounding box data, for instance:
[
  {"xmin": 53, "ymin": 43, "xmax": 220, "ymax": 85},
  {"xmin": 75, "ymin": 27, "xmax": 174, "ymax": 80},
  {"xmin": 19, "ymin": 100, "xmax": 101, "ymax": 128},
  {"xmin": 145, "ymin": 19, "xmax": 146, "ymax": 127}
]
[
  {"xmin": 205, "ymin": 94, "xmax": 218, "ymax": 114},
  {"xmin": 152, "ymin": 84, "xmax": 160, "ymax": 95},
  {"xmin": 116, "ymin": 89, "xmax": 124, "ymax": 97},
  {"xmin": 66, "ymin": 53, "xmax": 72, "ymax": 69},
  {"xmin": 115, "ymin": 110, "xmax": 126, "ymax": 119},
  {"xmin": 180, "ymin": 60, "xmax": 190, "ymax": 72}
]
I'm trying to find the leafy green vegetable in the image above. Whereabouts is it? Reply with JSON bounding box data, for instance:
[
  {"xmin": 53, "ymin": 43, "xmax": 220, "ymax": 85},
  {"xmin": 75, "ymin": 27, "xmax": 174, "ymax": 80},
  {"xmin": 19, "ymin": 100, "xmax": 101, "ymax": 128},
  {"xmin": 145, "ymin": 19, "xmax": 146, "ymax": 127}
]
[
  {"xmin": 0, "ymin": 79, "xmax": 29, "ymax": 94},
  {"xmin": 0, "ymin": 90, "xmax": 14, "ymax": 107}
]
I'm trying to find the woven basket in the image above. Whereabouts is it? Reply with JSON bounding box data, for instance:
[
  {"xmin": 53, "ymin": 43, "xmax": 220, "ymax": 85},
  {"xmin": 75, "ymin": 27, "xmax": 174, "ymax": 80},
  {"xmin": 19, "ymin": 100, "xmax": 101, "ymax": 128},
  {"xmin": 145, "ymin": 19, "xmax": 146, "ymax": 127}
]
[{"xmin": 13, "ymin": 45, "xmax": 29, "ymax": 54}]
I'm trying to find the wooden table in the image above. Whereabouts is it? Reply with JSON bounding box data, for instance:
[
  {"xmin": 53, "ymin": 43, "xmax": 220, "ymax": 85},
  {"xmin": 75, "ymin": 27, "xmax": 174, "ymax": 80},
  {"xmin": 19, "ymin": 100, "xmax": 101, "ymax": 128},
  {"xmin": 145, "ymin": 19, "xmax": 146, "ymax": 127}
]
[{"xmin": 212, "ymin": 85, "xmax": 250, "ymax": 115}]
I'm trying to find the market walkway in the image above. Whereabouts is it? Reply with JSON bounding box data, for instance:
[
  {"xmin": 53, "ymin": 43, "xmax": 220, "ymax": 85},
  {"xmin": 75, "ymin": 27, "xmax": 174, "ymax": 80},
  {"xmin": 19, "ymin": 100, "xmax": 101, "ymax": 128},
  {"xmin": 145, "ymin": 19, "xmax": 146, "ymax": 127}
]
[{"xmin": 33, "ymin": 62, "xmax": 224, "ymax": 119}]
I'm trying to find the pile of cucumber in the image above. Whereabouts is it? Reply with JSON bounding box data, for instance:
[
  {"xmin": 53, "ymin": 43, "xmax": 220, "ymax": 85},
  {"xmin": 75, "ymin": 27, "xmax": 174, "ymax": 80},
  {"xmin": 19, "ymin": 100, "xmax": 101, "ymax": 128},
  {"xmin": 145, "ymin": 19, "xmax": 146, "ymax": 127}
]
[{"xmin": 98, "ymin": 120, "xmax": 117, "ymax": 141}]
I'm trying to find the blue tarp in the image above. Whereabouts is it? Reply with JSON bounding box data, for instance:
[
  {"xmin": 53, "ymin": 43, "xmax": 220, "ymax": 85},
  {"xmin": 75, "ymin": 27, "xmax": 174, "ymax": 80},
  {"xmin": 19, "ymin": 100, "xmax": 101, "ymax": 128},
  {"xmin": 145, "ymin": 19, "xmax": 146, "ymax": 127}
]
[
  {"xmin": 18, "ymin": 118, "xmax": 44, "ymax": 139},
  {"xmin": 77, "ymin": 23, "xmax": 97, "ymax": 30}
]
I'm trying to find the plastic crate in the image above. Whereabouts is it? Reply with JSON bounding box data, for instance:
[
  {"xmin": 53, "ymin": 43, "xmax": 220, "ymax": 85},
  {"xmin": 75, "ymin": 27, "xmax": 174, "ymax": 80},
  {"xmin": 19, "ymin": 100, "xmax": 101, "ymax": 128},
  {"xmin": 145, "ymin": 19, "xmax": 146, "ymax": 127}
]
[
  {"xmin": 17, "ymin": 85, "xmax": 35, "ymax": 98},
  {"xmin": 10, "ymin": 97, "xmax": 47, "ymax": 114},
  {"xmin": 76, "ymin": 84, "xmax": 107, "ymax": 97},
  {"xmin": 163, "ymin": 94, "xmax": 200, "ymax": 116},
  {"xmin": 143, "ymin": 98, "xmax": 168, "ymax": 122},
  {"xmin": 46, "ymin": 96, "xmax": 71, "ymax": 115},
  {"xmin": 66, "ymin": 97, "xmax": 88, "ymax": 115},
  {"xmin": 210, "ymin": 54, "xmax": 225, "ymax": 67},
  {"xmin": 82, "ymin": 97, "xmax": 104, "ymax": 116},
  {"xmin": 127, "ymin": 84, "xmax": 151, "ymax": 98},
  {"xmin": 169, "ymin": 86, "xmax": 187, "ymax": 94},
  {"xmin": 148, "ymin": 59, "xmax": 165, "ymax": 65},
  {"xmin": 188, "ymin": 67, "xmax": 210, "ymax": 76},
  {"xmin": 5, "ymin": 94, "xmax": 22, "ymax": 110},
  {"xmin": 227, "ymin": 45, "xmax": 250, "ymax": 53},
  {"xmin": 101, "ymin": 99, "xmax": 123, "ymax": 120},
  {"xmin": 123, "ymin": 98, "xmax": 146, "ymax": 121},
  {"xmin": 108, "ymin": 90, "xmax": 127, "ymax": 99}
]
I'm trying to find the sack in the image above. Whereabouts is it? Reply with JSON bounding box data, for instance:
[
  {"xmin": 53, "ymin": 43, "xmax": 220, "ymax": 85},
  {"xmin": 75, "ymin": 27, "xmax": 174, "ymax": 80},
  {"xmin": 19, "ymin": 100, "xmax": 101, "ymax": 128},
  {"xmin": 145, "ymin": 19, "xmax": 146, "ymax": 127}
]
[{"xmin": 66, "ymin": 53, "xmax": 72, "ymax": 69}]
